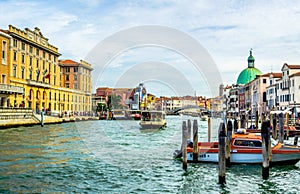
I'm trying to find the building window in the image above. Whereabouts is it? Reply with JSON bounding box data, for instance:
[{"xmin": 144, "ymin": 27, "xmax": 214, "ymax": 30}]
[
  {"xmin": 36, "ymin": 69, "xmax": 40, "ymax": 81},
  {"xmin": 29, "ymin": 68, "xmax": 32, "ymax": 80},
  {"xmin": 22, "ymin": 42, "xmax": 25, "ymax": 50},
  {"xmin": 66, "ymin": 67, "xmax": 70, "ymax": 73},
  {"xmin": 13, "ymin": 39, "xmax": 17, "ymax": 47},
  {"xmin": 49, "ymin": 92, "xmax": 51, "ymax": 100},
  {"xmin": 43, "ymin": 61, "xmax": 45, "ymax": 69},
  {"xmin": 54, "ymin": 56, "xmax": 56, "ymax": 62},
  {"xmin": 74, "ymin": 75, "xmax": 77, "ymax": 81},
  {"xmin": 13, "ymin": 51, "xmax": 17, "ymax": 61},
  {"xmin": 55, "ymin": 93, "xmax": 56, "ymax": 101},
  {"xmin": 66, "ymin": 75, "xmax": 69, "ymax": 81},
  {"xmin": 74, "ymin": 83, "xmax": 78, "ymax": 89},
  {"xmin": 29, "ymin": 46, "xmax": 33, "ymax": 53},
  {"xmin": 263, "ymin": 79, "xmax": 266, "ymax": 84},
  {"xmin": 54, "ymin": 66, "xmax": 56, "ymax": 73},
  {"xmin": 66, "ymin": 83, "xmax": 70, "ymax": 88},
  {"xmin": 263, "ymin": 92, "xmax": 267, "ymax": 102},
  {"xmin": 43, "ymin": 51, "xmax": 46, "ymax": 58},
  {"xmin": 22, "ymin": 54, "xmax": 25, "ymax": 64},
  {"xmin": 36, "ymin": 59, "xmax": 39, "ymax": 68},
  {"xmin": 29, "ymin": 57, "xmax": 32, "ymax": 66},
  {"xmin": 74, "ymin": 67, "xmax": 78, "ymax": 72},
  {"xmin": 2, "ymin": 41, "xmax": 7, "ymax": 64},
  {"xmin": 1, "ymin": 74, "xmax": 6, "ymax": 84},
  {"xmin": 21, "ymin": 66, "xmax": 25, "ymax": 79},
  {"xmin": 54, "ymin": 75, "xmax": 56, "ymax": 85},
  {"xmin": 36, "ymin": 48, "xmax": 39, "ymax": 56},
  {"xmin": 13, "ymin": 65, "xmax": 17, "ymax": 77},
  {"xmin": 49, "ymin": 54, "xmax": 51, "ymax": 60}
]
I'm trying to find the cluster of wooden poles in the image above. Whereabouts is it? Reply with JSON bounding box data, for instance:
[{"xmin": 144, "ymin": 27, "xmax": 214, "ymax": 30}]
[{"xmin": 181, "ymin": 114, "xmax": 297, "ymax": 185}]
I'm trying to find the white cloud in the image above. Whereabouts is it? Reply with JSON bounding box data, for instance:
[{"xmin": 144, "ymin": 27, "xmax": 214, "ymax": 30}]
[{"xmin": 2, "ymin": 0, "xmax": 300, "ymax": 96}]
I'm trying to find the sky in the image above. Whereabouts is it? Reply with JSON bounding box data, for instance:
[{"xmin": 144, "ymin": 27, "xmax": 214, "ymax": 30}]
[{"xmin": 1, "ymin": 0, "xmax": 300, "ymax": 97}]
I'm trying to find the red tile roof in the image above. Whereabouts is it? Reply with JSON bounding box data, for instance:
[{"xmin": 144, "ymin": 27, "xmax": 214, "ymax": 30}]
[
  {"xmin": 282, "ymin": 63, "xmax": 300, "ymax": 70},
  {"xmin": 290, "ymin": 71, "xmax": 300, "ymax": 77},
  {"xmin": 259, "ymin": 72, "xmax": 282, "ymax": 78},
  {"xmin": 0, "ymin": 29, "xmax": 9, "ymax": 34},
  {"xmin": 59, "ymin": 59, "xmax": 79, "ymax": 66},
  {"xmin": 287, "ymin": 64, "xmax": 300, "ymax": 69}
]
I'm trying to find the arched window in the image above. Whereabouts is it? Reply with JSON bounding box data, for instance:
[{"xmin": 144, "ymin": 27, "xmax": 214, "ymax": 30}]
[{"xmin": 36, "ymin": 90, "xmax": 40, "ymax": 100}]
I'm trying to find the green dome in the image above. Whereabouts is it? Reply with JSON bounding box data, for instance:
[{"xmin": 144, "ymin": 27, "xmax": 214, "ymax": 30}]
[{"xmin": 237, "ymin": 67, "xmax": 262, "ymax": 84}]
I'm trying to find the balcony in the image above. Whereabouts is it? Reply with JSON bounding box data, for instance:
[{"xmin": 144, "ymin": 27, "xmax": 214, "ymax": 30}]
[
  {"xmin": 0, "ymin": 83, "xmax": 24, "ymax": 94},
  {"xmin": 26, "ymin": 79, "xmax": 51, "ymax": 88}
]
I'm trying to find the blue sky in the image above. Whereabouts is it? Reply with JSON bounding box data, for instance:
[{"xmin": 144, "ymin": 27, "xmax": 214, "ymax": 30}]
[{"xmin": 1, "ymin": 0, "xmax": 300, "ymax": 97}]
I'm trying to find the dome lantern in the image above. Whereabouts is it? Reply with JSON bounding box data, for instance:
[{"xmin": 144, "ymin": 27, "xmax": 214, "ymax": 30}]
[{"xmin": 248, "ymin": 48, "xmax": 255, "ymax": 68}]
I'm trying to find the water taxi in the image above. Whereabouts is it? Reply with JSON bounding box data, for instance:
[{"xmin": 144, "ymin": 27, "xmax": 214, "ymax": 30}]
[
  {"xmin": 174, "ymin": 129, "xmax": 300, "ymax": 165},
  {"xmin": 140, "ymin": 111, "xmax": 167, "ymax": 130}
]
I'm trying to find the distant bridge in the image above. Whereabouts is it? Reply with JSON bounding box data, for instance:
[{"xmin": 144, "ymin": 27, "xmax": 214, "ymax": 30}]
[{"xmin": 166, "ymin": 106, "xmax": 203, "ymax": 115}]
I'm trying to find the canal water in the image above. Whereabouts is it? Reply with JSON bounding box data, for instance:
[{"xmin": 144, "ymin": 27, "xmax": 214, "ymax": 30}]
[{"xmin": 1, "ymin": 116, "xmax": 300, "ymax": 193}]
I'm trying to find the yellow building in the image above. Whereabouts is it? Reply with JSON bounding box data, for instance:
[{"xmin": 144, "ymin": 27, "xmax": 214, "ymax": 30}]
[
  {"xmin": 5, "ymin": 25, "xmax": 62, "ymax": 113},
  {"xmin": 0, "ymin": 25, "xmax": 94, "ymax": 115},
  {"xmin": 59, "ymin": 59, "xmax": 93, "ymax": 114},
  {"xmin": 0, "ymin": 29, "xmax": 25, "ymax": 107}
]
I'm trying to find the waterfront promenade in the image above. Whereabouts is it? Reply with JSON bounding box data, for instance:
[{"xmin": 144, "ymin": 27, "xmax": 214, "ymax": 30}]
[{"xmin": 0, "ymin": 108, "xmax": 98, "ymax": 129}]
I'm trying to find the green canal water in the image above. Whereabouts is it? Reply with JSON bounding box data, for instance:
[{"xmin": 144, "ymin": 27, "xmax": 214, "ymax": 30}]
[{"xmin": 0, "ymin": 116, "xmax": 300, "ymax": 193}]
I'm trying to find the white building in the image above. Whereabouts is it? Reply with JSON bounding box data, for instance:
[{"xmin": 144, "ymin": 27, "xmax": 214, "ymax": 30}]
[
  {"xmin": 276, "ymin": 63, "xmax": 300, "ymax": 111},
  {"xmin": 266, "ymin": 73, "xmax": 282, "ymax": 111}
]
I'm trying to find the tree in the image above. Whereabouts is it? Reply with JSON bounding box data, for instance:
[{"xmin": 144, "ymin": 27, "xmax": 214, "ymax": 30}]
[
  {"xmin": 108, "ymin": 94, "xmax": 126, "ymax": 109},
  {"xmin": 96, "ymin": 103, "xmax": 107, "ymax": 112}
]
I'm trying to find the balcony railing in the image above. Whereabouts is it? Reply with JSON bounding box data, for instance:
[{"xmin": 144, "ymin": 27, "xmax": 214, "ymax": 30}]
[
  {"xmin": 26, "ymin": 79, "xmax": 51, "ymax": 88},
  {"xmin": 0, "ymin": 83, "xmax": 24, "ymax": 94}
]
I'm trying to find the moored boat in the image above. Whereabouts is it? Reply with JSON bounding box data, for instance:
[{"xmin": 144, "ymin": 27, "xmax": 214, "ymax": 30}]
[
  {"xmin": 128, "ymin": 110, "xmax": 142, "ymax": 120},
  {"xmin": 174, "ymin": 129, "xmax": 300, "ymax": 165},
  {"xmin": 111, "ymin": 109, "xmax": 127, "ymax": 120},
  {"xmin": 140, "ymin": 111, "xmax": 167, "ymax": 130},
  {"xmin": 246, "ymin": 125, "xmax": 300, "ymax": 137}
]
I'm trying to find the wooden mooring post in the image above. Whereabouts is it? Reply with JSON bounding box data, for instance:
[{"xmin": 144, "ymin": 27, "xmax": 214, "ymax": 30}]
[
  {"xmin": 218, "ymin": 122, "xmax": 226, "ymax": 184},
  {"xmin": 182, "ymin": 121, "xmax": 188, "ymax": 170},
  {"xmin": 294, "ymin": 136, "xmax": 299, "ymax": 146},
  {"xmin": 187, "ymin": 119, "xmax": 192, "ymax": 140},
  {"xmin": 285, "ymin": 112, "xmax": 289, "ymax": 140},
  {"xmin": 41, "ymin": 110, "xmax": 44, "ymax": 127},
  {"xmin": 234, "ymin": 118, "xmax": 238, "ymax": 133},
  {"xmin": 255, "ymin": 110, "xmax": 259, "ymax": 129},
  {"xmin": 241, "ymin": 114, "xmax": 246, "ymax": 128},
  {"xmin": 272, "ymin": 114, "xmax": 277, "ymax": 140},
  {"xmin": 193, "ymin": 119, "xmax": 198, "ymax": 162},
  {"xmin": 278, "ymin": 113, "xmax": 284, "ymax": 143},
  {"xmin": 226, "ymin": 120, "xmax": 233, "ymax": 167},
  {"xmin": 261, "ymin": 121, "xmax": 271, "ymax": 179},
  {"xmin": 208, "ymin": 117, "xmax": 211, "ymax": 142}
]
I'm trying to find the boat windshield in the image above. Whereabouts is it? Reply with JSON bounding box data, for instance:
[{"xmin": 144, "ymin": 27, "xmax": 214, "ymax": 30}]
[{"xmin": 271, "ymin": 138, "xmax": 279, "ymax": 147}]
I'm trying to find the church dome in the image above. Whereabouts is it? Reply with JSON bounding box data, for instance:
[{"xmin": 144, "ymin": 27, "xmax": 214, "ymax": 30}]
[{"xmin": 236, "ymin": 49, "xmax": 262, "ymax": 84}]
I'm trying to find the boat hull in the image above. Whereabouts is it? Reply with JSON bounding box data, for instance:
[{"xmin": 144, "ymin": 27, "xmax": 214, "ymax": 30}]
[
  {"xmin": 140, "ymin": 121, "xmax": 166, "ymax": 130},
  {"xmin": 186, "ymin": 151, "xmax": 300, "ymax": 165}
]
